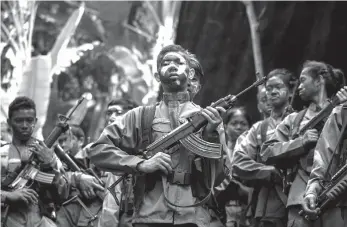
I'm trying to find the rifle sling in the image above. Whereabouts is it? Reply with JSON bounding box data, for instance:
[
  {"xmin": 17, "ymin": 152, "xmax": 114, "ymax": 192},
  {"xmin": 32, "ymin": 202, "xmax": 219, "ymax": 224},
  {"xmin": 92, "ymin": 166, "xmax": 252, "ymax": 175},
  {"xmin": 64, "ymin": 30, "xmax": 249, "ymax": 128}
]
[{"xmin": 107, "ymin": 174, "xmax": 127, "ymax": 206}]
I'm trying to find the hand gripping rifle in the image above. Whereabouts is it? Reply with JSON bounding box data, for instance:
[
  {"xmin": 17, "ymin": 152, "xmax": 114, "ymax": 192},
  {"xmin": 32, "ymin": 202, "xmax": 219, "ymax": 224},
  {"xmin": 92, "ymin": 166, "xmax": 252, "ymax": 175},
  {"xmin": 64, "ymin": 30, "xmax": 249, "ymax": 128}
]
[
  {"xmin": 6, "ymin": 97, "xmax": 85, "ymax": 191},
  {"xmin": 53, "ymin": 144, "xmax": 105, "ymax": 187},
  {"xmin": 143, "ymin": 75, "xmax": 268, "ymax": 159},
  {"xmin": 54, "ymin": 144, "xmax": 104, "ymax": 223},
  {"xmin": 299, "ymin": 147, "xmax": 347, "ymax": 220},
  {"xmin": 292, "ymin": 96, "xmax": 340, "ymax": 140}
]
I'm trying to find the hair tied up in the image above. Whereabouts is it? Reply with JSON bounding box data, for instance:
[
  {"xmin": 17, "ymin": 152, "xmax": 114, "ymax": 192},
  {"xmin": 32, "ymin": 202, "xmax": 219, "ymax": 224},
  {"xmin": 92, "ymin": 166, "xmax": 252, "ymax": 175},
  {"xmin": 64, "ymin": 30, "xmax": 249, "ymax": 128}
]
[{"xmin": 332, "ymin": 68, "xmax": 345, "ymax": 86}]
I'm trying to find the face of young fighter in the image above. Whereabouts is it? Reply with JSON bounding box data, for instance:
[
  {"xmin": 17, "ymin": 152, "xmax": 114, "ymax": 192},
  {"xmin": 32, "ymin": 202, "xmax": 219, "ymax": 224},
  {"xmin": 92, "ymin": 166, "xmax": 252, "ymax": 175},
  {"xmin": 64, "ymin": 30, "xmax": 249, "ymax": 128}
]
[
  {"xmin": 298, "ymin": 68, "xmax": 320, "ymax": 101},
  {"xmin": 105, "ymin": 105, "xmax": 127, "ymax": 125},
  {"xmin": 157, "ymin": 52, "xmax": 193, "ymax": 93},
  {"xmin": 225, "ymin": 110, "xmax": 250, "ymax": 141},
  {"xmin": 57, "ymin": 131, "xmax": 82, "ymax": 156},
  {"xmin": 265, "ymin": 76, "xmax": 290, "ymax": 108},
  {"xmin": 8, "ymin": 109, "xmax": 36, "ymax": 142}
]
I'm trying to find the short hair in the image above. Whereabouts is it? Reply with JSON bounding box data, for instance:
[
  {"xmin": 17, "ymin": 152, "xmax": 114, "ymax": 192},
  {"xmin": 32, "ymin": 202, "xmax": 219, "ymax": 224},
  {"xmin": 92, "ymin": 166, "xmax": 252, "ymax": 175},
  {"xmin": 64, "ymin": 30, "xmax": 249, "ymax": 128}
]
[
  {"xmin": 69, "ymin": 124, "xmax": 85, "ymax": 141},
  {"xmin": 107, "ymin": 99, "xmax": 138, "ymax": 110},
  {"xmin": 189, "ymin": 55, "xmax": 204, "ymax": 84},
  {"xmin": 156, "ymin": 44, "xmax": 191, "ymax": 72},
  {"xmin": 266, "ymin": 68, "xmax": 296, "ymax": 91},
  {"xmin": 302, "ymin": 61, "xmax": 345, "ymax": 98},
  {"xmin": 8, "ymin": 96, "xmax": 36, "ymax": 119},
  {"xmin": 224, "ymin": 106, "xmax": 252, "ymax": 127}
]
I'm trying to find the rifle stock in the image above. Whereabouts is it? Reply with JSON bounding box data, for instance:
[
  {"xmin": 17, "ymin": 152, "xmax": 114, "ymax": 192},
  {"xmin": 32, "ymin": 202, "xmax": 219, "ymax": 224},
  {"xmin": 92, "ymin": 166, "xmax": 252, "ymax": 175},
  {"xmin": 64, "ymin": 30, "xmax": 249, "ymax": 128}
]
[{"xmin": 144, "ymin": 75, "xmax": 267, "ymax": 159}]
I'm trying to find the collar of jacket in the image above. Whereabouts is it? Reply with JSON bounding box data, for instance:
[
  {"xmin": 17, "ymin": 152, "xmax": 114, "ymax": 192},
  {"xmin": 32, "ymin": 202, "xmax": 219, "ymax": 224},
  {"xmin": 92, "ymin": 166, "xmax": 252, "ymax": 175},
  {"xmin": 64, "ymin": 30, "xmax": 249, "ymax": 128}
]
[{"xmin": 163, "ymin": 91, "xmax": 190, "ymax": 105}]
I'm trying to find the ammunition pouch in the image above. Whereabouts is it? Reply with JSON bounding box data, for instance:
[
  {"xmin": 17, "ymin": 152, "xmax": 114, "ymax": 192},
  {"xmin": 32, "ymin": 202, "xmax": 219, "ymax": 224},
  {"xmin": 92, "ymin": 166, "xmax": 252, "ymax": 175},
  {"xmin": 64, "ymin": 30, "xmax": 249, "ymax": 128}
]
[{"xmin": 167, "ymin": 171, "xmax": 191, "ymax": 185}]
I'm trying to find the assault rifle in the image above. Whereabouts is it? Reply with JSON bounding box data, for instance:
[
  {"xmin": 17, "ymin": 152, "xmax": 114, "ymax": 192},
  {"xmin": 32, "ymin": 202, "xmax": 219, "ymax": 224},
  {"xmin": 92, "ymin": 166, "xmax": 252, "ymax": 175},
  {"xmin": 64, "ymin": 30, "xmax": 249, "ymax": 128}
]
[
  {"xmin": 299, "ymin": 144, "xmax": 347, "ymax": 219},
  {"xmin": 292, "ymin": 96, "xmax": 340, "ymax": 140},
  {"xmin": 6, "ymin": 97, "xmax": 85, "ymax": 191},
  {"xmin": 144, "ymin": 75, "xmax": 268, "ymax": 159}
]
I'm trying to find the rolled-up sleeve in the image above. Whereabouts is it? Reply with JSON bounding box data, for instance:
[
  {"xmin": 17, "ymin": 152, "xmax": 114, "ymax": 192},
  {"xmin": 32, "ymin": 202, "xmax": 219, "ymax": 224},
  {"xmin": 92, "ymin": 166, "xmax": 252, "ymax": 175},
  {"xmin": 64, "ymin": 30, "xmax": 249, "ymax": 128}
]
[
  {"xmin": 88, "ymin": 107, "xmax": 146, "ymax": 174},
  {"xmin": 306, "ymin": 107, "xmax": 343, "ymax": 196}
]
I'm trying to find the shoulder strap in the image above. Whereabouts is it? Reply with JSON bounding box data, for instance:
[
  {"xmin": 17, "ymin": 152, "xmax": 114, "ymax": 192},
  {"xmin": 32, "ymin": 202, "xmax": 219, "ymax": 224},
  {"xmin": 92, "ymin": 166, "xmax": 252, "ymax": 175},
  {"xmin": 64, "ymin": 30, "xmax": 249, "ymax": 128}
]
[
  {"xmin": 141, "ymin": 105, "xmax": 157, "ymax": 148},
  {"xmin": 292, "ymin": 109, "xmax": 307, "ymax": 136},
  {"xmin": 108, "ymin": 105, "xmax": 156, "ymax": 199}
]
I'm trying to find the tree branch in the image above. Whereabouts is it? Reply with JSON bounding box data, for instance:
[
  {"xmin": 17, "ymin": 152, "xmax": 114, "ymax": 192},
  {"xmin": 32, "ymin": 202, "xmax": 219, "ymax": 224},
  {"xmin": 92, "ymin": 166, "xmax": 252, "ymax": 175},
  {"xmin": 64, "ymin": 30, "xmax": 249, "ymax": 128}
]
[
  {"xmin": 1, "ymin": 22, "xmax": 20, "ymax": 55},
  {"xmin": 144, "ymin": 1, "xmax": 163, "ymax": 27}
]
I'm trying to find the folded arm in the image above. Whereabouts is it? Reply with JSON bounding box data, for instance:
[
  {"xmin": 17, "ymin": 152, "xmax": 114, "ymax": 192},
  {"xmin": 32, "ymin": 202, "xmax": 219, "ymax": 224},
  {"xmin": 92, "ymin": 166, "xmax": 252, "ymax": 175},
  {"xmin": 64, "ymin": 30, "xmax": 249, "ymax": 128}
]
[{"xmin": 261, "ymin": 113, "xmax": 307, "ymax": 166}]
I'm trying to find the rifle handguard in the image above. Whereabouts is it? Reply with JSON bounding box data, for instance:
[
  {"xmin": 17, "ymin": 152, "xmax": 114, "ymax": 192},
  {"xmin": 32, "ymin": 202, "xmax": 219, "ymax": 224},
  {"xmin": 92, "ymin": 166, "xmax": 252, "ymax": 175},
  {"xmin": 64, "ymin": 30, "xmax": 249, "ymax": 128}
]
[{"xmin": 44, "ymin": 123, "xmax": 69, "ymax": 148}]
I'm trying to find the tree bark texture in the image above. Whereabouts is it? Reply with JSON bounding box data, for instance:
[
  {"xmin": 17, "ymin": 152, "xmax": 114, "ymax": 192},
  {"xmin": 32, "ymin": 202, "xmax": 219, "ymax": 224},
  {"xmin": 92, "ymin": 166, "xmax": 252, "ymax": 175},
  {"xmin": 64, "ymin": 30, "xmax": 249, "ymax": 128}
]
[{"xmin": 175, "ymin": 1, "xmax": 347, "ymax": 122}]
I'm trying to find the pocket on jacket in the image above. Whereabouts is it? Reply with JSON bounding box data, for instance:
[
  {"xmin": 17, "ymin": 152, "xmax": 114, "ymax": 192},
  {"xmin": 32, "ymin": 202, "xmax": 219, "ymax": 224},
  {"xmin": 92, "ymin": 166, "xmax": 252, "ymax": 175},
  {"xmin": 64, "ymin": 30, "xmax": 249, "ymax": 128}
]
[{"xmin": 152, "ymin": 118, "xmax": 172, "ymax": 133}]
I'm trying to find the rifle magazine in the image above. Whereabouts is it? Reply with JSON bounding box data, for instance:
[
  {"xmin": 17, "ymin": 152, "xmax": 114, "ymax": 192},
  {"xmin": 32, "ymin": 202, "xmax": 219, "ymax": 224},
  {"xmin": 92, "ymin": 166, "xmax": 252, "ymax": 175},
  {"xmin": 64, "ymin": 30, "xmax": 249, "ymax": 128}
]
[
  {"xmin": 35, "ymin": 171, "xmax": 56, "ymax": 184},
  {"xmin": 180, "ymin": 133, "xmax": 221, "ymax": 159}
]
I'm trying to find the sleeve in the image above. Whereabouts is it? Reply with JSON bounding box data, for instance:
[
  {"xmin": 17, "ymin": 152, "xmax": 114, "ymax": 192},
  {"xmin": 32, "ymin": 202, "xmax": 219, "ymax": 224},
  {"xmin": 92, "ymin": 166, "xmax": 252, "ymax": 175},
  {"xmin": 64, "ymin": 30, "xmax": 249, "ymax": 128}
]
[
  {"xmin": 231, "ymin": 122, "xmax": 275, "ymax": 182},
  {"xmin": 260, "ymin": 113, "xmax": 307, "ymax": 165},
  {"xmin": 87, "ymin": 107, "xmax": 146, "ymax": 174},
  {"xmin": 306, "ymin": 107, "xmax": 342, "ymax": 196}
]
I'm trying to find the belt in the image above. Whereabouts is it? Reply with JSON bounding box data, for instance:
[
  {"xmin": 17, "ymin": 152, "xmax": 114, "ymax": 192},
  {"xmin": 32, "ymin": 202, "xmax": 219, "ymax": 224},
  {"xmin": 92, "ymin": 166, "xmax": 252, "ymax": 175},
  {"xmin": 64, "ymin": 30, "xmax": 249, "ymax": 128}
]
[{"xmin": 167, "ymin": 171, "xmax": 191, "ymax": 185}]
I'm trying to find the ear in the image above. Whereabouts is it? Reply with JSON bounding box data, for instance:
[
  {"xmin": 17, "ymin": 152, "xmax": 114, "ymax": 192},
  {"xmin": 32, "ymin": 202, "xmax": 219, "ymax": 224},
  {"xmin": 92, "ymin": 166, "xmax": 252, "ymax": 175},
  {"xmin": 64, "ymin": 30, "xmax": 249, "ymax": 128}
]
[
  {"xmin": 154, "ymin": 72, "xmax": 160, "ymax": 82},
  {"xmin": 316, "ymin": 75, "xmax": 325, "ymax": 87},
  {"xmin": 78, "ymin": 137, "xmax": 85, "ymax": 147},
  {"xmin": 188, "ymin": 68, "xmax": 195, "ymax": 80}
]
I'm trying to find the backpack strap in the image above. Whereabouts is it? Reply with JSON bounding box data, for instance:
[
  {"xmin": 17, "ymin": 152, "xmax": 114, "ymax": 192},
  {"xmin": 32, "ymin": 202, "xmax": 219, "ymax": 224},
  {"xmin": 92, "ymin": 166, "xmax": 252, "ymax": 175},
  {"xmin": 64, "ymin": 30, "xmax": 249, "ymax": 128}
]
[{"xmin": 140, "ymin": 105, "xmax": 157, "ymax": 148}]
